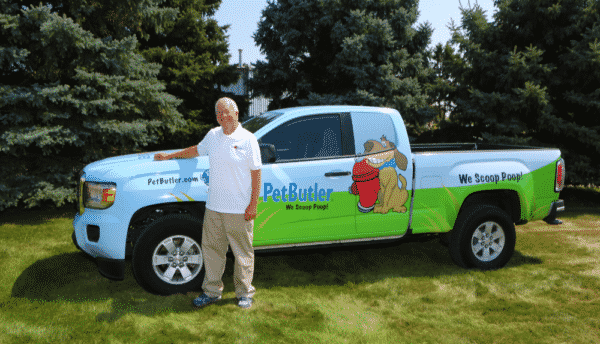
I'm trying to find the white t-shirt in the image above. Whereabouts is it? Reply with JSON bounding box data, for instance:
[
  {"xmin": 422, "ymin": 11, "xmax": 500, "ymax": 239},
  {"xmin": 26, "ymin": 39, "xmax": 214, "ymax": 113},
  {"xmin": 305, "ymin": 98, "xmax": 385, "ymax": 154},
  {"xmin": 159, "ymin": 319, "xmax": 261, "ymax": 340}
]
[{"xmin": 197, "ymin": 124, "xmax": 262, "ymax": 214}]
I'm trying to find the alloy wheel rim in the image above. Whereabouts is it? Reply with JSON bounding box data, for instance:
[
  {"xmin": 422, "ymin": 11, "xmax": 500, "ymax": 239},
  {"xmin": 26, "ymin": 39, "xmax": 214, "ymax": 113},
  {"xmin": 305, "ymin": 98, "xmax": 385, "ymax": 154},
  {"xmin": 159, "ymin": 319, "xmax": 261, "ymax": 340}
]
[
  {"xmin": 471, "ymin": 221, "xmax": 505, "ymax": 262},
  {"xmin": 152, "ymin": 235, "xmax": 203, "ymax": 285}
]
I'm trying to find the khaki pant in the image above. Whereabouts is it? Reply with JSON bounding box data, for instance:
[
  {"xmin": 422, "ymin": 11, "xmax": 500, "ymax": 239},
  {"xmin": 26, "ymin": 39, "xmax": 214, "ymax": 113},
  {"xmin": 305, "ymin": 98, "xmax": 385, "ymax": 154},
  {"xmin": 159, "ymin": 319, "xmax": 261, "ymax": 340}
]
[{"xmin": 201, "ymin": 209, "xmax": 255, "ymax": 299}]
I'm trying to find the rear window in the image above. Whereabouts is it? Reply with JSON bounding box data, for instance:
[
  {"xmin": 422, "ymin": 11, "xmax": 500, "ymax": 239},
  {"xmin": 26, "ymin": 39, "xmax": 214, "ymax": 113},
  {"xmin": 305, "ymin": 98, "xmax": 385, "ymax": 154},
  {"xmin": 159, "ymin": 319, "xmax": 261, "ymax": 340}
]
[{"xmin": 351, "ymin": 112, "xmax": 398, "ymax": 156}]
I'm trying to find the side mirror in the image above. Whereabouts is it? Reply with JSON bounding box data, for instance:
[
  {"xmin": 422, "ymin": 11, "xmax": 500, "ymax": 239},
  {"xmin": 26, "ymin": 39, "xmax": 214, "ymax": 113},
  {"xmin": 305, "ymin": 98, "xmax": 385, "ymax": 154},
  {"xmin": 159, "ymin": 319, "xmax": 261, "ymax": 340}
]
[{"xmin": 259, "ymin": 143, "xmax": 277, "ymax": 163}]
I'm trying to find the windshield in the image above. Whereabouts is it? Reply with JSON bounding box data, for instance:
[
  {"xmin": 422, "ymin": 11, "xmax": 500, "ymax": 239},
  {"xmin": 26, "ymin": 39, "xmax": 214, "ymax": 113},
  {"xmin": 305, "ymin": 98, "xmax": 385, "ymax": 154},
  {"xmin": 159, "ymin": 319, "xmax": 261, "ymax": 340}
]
[{"xmin": 242, "ymin": 111, "xmax": 284, "ymax": 133}]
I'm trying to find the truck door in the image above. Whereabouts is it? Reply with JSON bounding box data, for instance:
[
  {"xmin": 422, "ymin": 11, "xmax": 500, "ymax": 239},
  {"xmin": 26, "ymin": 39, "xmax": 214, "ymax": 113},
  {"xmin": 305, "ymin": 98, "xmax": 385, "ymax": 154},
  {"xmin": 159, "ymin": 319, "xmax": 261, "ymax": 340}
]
[
  {"xmin": 253, "ymin": 113, "xmax": 356, "ymax": 245},
  {"xmin": 350, "ymin": 111, "xmax": 413, "ymax": 236}
]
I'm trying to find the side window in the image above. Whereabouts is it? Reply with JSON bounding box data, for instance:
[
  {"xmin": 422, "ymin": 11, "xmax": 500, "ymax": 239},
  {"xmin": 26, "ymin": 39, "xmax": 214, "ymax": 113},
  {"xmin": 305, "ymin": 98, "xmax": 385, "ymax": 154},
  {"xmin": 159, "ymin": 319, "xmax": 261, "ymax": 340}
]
[
  {"xmin": 259, "ymin": 114, "xmax": 342, "ymax": 161},
  {"xmin": 351, "ymin": 112, "xmax": 398, "ymax": 155}
]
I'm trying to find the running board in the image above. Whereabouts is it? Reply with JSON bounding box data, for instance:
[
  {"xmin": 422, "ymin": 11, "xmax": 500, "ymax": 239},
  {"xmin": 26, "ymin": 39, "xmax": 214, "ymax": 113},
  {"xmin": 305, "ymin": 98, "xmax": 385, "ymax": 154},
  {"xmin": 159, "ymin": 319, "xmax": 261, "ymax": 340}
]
[{"xmin": 253, "ymin": 233, "xmax": 408, "ymax": 251}]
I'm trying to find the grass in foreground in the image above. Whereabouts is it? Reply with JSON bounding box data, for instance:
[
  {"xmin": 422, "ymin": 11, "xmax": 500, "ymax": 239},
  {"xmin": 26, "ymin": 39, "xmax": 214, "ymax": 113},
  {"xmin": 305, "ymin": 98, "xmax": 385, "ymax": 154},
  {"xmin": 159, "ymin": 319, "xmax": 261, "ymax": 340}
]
[{"xmin": 0, "ymin": 191, "xmax": 599, "ymax": 343}]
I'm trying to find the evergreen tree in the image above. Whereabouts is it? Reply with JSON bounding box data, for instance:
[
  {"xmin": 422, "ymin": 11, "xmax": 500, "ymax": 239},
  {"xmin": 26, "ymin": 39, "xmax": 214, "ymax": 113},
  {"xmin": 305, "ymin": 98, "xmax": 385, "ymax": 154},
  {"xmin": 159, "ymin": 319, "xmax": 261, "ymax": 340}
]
[
  {"xmin": 415, "ymin": 41, "xmax": 478, "ymax": 143},
  {"xmin": 32, "ymin": 0, "xmax": 244, "ymax": 149},
  {"xmin": 250, "ymin": 0, "xmax": 436, "ymax": 133},
  {"xmin": 0, "ymin": 2, "xmax": 184, "ymax": 210},
  {"xmin": 448, "ymin": 0, "xmax": 600, "ymax": 184},
  {"xmin": 427, "ymin": 43, "xmax": 463, "ymax": 125},
  {"xmin": 136, "ymin": 0, "xmax": 246, "ymax": 149}
]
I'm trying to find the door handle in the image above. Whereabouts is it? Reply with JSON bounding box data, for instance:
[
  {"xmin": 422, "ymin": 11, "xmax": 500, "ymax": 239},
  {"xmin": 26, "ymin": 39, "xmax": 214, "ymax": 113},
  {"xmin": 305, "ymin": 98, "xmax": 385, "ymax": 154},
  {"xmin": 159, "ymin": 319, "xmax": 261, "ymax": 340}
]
[{"xmin": 325, "ymin": 171, "xmax": 351, "ymax": 177}]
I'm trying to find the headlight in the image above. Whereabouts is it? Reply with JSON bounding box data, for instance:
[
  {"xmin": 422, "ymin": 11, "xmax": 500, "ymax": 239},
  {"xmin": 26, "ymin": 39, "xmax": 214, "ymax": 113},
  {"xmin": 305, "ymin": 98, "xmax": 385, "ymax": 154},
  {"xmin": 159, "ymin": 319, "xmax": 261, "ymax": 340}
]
[
  {"xmin": 84, "ymin": 181, "xmax": 117, "ymax": 210},
  {"xmin": 78, "ymin": 174, "xmax": 85, "ymax": 215}
]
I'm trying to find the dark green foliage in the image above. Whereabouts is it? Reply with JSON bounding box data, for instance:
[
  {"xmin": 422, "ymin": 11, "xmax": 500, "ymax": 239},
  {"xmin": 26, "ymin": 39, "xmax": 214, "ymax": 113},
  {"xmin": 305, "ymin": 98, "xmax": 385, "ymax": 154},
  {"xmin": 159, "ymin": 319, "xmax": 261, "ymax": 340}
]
[
  {"xmin": 134, "ymin": 0, "xmax": 246, "ymax": 150},
  {"xmin": 425, "ymin": 43, "xmax": 465, "ymax": 127},
  {"xmin": 447, "ymin": 0, "xmax": 600, "ymax": 184},
  {"xmin": 0, "ymin": 0, "xmax": 242, "ymax": 211},
  {"xmin": 0, "ymin": 2, "xmax": 187, "ymax": 210},
  {"xmin": 31, "ymin": 0, "xmax": 244, "ymax": 149},
  {"xmin": 250, "ymin": 0, "xmax": 437, "ymax": 134}
]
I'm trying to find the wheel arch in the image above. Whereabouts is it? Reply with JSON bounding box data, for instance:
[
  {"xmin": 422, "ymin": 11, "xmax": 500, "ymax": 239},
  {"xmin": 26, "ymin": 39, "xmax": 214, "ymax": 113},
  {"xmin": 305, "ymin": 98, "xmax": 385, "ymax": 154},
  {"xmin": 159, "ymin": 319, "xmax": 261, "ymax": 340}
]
[
  {"xmin": 457, "ymin": 190, "xmax": 521, "ymax": 226},
  {"xmin": 126, "ymin": 202, "xmax": 206, "ymax": 246}
]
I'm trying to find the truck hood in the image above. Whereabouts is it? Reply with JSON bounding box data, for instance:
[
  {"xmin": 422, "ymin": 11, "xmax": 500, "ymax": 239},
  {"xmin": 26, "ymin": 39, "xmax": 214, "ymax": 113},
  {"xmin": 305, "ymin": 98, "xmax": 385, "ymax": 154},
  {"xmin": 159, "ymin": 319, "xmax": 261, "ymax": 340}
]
[{"xmin": 83, "ymin": 150, "xmax": 209, "ymax": 182}]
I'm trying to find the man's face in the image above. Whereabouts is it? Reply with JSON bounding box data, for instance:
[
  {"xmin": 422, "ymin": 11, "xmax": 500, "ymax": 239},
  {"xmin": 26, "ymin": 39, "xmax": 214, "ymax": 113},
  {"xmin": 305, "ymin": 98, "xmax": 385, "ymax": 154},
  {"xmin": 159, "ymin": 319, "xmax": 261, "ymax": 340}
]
[{"xmin": 216, "ymin": 102, "xmax": 238, "ymax": 126}]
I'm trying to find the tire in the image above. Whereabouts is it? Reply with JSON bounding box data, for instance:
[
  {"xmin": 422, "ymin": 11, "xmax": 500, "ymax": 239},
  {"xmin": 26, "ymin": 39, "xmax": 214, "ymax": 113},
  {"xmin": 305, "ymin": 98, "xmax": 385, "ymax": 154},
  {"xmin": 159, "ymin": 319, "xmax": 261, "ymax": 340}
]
[
  {"xmin": 449, "ymin": 205, "xmax": 516, "ymax": 270},
  {"xmin": 132, "ymin": 214, "xmax": 205, "ymax": 295}
]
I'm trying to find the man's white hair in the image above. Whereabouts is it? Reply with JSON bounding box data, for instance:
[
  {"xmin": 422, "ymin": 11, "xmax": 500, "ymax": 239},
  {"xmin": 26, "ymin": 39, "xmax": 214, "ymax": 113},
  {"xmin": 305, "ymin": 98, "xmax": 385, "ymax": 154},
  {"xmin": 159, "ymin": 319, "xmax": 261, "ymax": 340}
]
[{"xmin": 215, "ymin": 97, "xmax": 239, "ymax": 113}]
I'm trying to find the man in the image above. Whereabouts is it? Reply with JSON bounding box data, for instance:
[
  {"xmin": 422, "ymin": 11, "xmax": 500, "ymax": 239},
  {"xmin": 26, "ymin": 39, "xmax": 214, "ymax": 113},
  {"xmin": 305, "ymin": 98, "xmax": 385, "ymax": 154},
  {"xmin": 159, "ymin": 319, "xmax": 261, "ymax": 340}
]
[{"xmin": 154, "ymin": 97, "xmax": 262, "ymax": 309}]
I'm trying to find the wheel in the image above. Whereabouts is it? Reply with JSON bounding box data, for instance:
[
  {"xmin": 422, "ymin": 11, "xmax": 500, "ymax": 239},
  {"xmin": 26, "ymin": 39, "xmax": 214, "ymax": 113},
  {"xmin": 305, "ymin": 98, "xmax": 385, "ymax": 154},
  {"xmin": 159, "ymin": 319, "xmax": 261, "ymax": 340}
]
[
  {"xmin": 132, "ymin": 214, "xmax": 205, "ymax": 295},
  {"xmin": 449, "ymin": 205, "xmax": 516, "ymax": 270}
]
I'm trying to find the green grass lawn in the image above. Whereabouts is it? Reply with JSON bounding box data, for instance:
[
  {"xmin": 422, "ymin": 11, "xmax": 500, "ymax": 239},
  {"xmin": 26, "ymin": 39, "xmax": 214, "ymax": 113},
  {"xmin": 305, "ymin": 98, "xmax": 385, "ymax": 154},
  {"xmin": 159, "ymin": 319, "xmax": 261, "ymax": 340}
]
[{"xmin": 1, "ymin": 189, "xmax": 599, "ymax": 343}]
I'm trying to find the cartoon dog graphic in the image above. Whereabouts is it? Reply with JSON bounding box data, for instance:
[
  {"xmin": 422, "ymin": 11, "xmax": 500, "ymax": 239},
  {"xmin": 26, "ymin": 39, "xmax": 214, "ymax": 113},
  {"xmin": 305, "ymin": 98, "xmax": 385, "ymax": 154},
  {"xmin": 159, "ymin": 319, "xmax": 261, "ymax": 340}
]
[{"xmin": 349, "ymin": 135, "xmax": 409, "ymax": 214}]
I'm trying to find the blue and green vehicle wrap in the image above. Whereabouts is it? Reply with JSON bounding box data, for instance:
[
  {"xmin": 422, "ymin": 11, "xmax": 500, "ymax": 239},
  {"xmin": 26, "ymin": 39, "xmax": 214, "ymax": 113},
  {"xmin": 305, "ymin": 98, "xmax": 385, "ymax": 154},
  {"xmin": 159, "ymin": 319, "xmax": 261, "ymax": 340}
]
[{"xmin": 72, "ymin": 105, "xmax": 565, "ymax": 294}]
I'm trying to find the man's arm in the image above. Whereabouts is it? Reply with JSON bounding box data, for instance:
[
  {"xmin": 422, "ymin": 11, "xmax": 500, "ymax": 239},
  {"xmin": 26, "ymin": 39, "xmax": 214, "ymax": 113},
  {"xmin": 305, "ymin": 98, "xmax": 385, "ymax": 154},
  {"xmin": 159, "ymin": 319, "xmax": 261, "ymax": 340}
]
[
  {"xmin": 154, "ymin": 145, "xmax": 199, "ymax": 160},
  {"xmin": 249, "ymin": 169, "xmax": 261, "ymax": 206},
  {"xmin": 245, "ymin": 169, "xmax": 262, "ymax": 221}
]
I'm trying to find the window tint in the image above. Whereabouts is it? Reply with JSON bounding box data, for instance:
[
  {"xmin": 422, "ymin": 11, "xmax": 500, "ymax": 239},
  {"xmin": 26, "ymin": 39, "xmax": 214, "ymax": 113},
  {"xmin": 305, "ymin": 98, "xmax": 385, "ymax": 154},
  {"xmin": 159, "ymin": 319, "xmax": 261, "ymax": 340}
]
[
  {"xmin": 242, "ymin": 111, "xmax": 284, "ymax": 133},
  {"xmin": 351, "ymin": 112, "xmax": 398, "ymax": 155},
  {"xmin": 259, "ymin": 114, "xmax": 342, "ymax": 161}
]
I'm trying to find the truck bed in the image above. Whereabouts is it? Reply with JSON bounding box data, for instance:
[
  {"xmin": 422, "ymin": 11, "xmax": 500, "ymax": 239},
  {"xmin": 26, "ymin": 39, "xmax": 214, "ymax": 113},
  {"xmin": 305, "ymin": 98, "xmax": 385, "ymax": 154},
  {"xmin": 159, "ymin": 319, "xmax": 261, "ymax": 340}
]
[{"xmin": 410, "ymin": 143, "xmax": 546, "ymax": 153}]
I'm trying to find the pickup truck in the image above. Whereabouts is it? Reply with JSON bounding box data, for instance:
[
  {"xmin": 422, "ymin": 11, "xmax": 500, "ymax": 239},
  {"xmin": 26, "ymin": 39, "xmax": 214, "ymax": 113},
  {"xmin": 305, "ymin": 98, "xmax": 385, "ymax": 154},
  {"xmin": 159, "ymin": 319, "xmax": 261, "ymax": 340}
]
[{"xmin": 72, "ymin": 105, "xmax": 565, "ymax": 295}]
